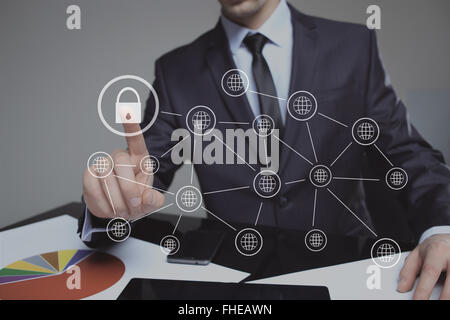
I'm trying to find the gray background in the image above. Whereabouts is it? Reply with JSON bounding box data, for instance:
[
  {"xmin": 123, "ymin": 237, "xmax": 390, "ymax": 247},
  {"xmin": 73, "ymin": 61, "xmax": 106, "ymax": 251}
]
[{"xmin": 1, "ymin": 0, "xmax": 449, "ymax": 228}]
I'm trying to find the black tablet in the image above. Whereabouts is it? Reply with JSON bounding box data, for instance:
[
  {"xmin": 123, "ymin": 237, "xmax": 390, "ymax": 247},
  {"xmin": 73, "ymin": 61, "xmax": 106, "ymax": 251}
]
[{"xmin": 118, "ymin": 278, "xmax": 330, "ymax": 300}]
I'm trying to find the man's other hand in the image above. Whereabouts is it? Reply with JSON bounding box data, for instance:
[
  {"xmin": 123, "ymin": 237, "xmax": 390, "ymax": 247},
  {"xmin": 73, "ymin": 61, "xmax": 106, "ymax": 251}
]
[{"xmin": 397, "ymin": 234, "xmax": 450, "ymax": 300}]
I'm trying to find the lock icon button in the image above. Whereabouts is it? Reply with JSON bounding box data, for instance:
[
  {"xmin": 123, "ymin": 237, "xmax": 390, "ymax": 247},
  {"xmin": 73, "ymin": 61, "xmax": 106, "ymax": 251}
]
[{"xmin": 115, "ymin": 87, "xmax": 142, "ymax": 124}]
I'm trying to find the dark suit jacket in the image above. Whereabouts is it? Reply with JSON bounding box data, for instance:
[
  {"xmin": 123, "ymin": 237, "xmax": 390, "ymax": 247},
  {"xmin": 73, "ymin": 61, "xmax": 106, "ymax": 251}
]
[{"xmin": 79, "ymin": 5, "xmax": 450, "ymax": 247}]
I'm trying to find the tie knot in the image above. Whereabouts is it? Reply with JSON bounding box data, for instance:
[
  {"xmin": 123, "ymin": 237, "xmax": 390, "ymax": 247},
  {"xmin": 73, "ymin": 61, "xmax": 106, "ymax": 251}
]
[{"xmin": 244, "ymin": 33, "xmax": 267, "ymax": 55}]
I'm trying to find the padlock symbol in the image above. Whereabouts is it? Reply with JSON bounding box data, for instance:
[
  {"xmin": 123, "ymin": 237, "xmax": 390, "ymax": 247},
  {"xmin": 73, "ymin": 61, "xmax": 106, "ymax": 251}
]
[{"xmin": 115, "ymin": 87, "xmax": 142, "ymax": 124}]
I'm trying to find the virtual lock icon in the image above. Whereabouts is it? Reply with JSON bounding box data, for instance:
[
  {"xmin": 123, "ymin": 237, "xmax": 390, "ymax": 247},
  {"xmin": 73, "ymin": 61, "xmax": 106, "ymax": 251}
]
[{"xmin": 115, "ymin": 87, "xmax": 142, "ymax": 124}]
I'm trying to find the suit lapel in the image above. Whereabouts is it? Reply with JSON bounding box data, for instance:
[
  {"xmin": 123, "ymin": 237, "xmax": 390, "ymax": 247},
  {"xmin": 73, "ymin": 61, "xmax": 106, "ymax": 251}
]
[
  {"xmin": 205, "ymin": 22, "xmax": 255, "ymax": 125},
  {"xmin": 279, "ymin": 8, "xmax": 320, "ymax": 173}
]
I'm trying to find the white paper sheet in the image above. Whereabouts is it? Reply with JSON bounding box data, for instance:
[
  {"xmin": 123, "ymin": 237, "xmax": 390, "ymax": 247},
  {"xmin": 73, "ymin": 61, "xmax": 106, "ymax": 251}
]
[{"xmin": 0, "ymin": 215, "xmax": 249, "ymax": 300}]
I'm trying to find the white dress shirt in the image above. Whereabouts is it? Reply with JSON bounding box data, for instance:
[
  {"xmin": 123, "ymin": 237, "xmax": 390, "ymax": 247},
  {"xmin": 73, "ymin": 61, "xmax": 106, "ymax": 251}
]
[{"xmin": 220, "ymin": 0, "xmax": 293, "ymax": 124}]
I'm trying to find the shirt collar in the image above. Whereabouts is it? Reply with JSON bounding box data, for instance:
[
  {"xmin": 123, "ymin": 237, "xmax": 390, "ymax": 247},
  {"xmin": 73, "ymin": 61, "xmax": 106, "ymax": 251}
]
[{"xmin": 220, "ymin": 0, "xmax": 292, "ymax": 54}]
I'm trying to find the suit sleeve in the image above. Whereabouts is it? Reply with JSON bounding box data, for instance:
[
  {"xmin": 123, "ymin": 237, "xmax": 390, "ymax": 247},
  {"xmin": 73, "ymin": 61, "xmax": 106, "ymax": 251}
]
[
  {"xmin": 365, "ymin": 30, "xmax": 450, "ymax": 241},
  {"xmin": 77, "ymin": 59, "xmax": 182, "ymax": 247}
]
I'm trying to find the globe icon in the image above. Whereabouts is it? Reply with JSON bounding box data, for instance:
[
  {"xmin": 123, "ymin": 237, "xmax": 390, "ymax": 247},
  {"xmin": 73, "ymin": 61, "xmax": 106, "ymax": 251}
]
[
  {"xmin": 180, "ymin": 190, "xmax": 198, "ymax": 208},
  {"xmin": 257, "ymin": 117, "xmax": 272, "ymax": 134},
  {"xmin": 293, "ymin": 96, "xmax": 312, "ymax": 115},
  {"xmin": 143, "ymin": 158, "xmax": 156, "ymax": 173},
  {"xmin": 240, "ymin": 233, "xmax": 258, "ymax": 251},
  {"xmin": 111, "ymin": 221, "xmax": 127, "ymax": 238},
  {"xmin": 390, "ymin": 171, "xmax": 404, "ymax": 186},
  {"xmin": 226, "ymin": 73, "xmax": 244, "ymax": 92},
  {"xmin": 163, "ymin": 238, "xmax": 177, "ymax": 252},
  {"xmin": 309, "ymin": 232, "xmax": 324, "ymax": 248},
  {"xmin": 192, "ymin": 111, "xmax": 211, "ymax": 131},
  {"xmin": 258, "ymin": 175, "xmax": 277, "ymax": 193},
  {"xmin": 357, "ymin": 122, "xmax": 375, "ymax": 141},
  {"xmin": 313, "ymin": 169, "xmax": 328, "ymax": 184},
  {"xmin": 93, "ymin": 156, "xmax": 109, "ymax": 174},
  {"xmin": 376, "ymin": 243, "xmax": 396, "ymax": 263}
]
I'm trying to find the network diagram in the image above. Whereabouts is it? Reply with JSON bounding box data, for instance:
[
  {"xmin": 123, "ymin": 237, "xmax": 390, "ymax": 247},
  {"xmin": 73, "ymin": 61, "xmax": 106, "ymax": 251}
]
[{"xmin": 89, "ymin": 70, "xmax": 407, "ymax": 269}]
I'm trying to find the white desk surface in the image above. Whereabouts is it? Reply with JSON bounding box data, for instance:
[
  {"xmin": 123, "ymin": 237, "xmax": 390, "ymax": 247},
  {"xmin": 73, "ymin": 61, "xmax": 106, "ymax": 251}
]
[
  {"xmin": 250, "ymin": 253, "xmax": 443, "ymax": 300},
  {"xmin": 0, "ymin": 214, "xmax": 442, "ymax": 300}
]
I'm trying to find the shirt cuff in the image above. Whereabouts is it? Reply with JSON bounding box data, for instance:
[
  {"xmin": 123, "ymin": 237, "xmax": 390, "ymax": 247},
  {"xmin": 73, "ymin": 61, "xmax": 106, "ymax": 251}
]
[
  {"xmin": 419, "ymin": 226, "xmax": 450, "ymax": 244},
  {"xmin": 81, "ymin": 207, "xmax": 107, "ymax": 242}
]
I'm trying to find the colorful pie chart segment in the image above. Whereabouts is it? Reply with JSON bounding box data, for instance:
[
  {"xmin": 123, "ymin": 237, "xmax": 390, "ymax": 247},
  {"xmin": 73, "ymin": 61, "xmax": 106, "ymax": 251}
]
[{"xmin": 0, "ymin": 249, "xmax": 125, "ymax": 299}]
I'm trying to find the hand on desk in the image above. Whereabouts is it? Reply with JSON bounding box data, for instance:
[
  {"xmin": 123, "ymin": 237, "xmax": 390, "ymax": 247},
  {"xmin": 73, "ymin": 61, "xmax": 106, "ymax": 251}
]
[
  {"xmin": 398, "ymin": 234, "xmax": 450, "ymax": 300},
  {"xmin": 82, "ymin": 123, "xmax": 165, "ymax": 220}
]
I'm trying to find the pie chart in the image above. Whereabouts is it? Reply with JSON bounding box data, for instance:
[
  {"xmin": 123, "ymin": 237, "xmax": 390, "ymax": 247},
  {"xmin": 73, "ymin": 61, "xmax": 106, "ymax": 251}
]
[{"xmin": 0, "ymin": 249, "xmax": 125, "ymax": 300}]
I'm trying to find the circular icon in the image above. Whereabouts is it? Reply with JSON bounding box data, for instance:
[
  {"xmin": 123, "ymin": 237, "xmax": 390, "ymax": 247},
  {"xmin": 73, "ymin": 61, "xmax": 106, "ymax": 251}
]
[
  {"xmin": 371, "ymin": 238, "xmax": 401, "ymax": 268},
  {"xmin": 87, "ymin": 151, "xmax": 114, "ymax": 178},
  {"xmin": 351, "ymin": 117, "xmax": 380, "ymax": 146},
  {"xmin": 385, "ymin": 167, "xmax": 408, "ymax": 190},
  {"xmin": 186, "ymin": 105, "xmax": 217, "ymax": 136},
  {"xmin": 97, "ymin": 75, "xmax": 159, "ymax": 137},
  {"xmin": 160, "ymin": 235, "xmax": 180, "ymax": 255},
  {"xmin": 175, "ymin": 185, "xmax": 203, "ymax": 213},
  {"xmin": 309, "ymin": 165, "xmax": 332, "ymax": 188},
  {"xmin": 221, "ymin": 69, "xmax": 250, "ymax": 97},
  {"xmin": 252, "ymin": 114, "xmax": 275, "ymax": 137},
  {"xmin": 253, "ymin": 170, "xmax": 281, "ymax": 198},
  {"xmin": 287, "ymin": 91, "xmax": 318, "ymax": 121},
  {"xmin": 235, "ymin": 228, "xmax": 263, "ymax": 256},
  {"xmin": 305, "ymin": 229, "xmax": 327, "ymax": 252},
  {"xmin": 140, "ymin": 155, "xmax": 160, "ymax": 175},
  {"xmin": 106, "ymin": 217, "xmax": 131, "ymax": 242}
]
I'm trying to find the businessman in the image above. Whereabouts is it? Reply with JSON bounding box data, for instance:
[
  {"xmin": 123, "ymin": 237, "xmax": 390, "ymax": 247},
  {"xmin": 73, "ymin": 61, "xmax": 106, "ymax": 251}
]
[{"xmin": 80, "ymin": 0, "xmax": 450, "ymax": 299}]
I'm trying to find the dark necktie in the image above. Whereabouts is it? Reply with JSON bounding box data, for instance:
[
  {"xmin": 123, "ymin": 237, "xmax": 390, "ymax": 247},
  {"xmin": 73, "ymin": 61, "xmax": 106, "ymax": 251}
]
[{"xmin": 244, "ymin": 33, "xmax": 283, "ymax": 134}]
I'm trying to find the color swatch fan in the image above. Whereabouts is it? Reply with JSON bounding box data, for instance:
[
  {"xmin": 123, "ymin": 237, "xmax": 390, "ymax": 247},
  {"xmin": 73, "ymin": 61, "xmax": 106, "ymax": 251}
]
[{"xmin": 0, "ymin": 249, "xmax": 125, "ymax": 299}]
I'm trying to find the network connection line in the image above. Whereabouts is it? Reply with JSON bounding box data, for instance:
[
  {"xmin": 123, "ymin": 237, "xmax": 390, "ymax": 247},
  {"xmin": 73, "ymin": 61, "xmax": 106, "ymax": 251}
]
[
  {"xmin": 273, "ymin": 135, "xmax": 314, "ymax": 166},
  {"xmin": 213, "ymin": 134, "xmax": 257, "ymax": 172},
  {"xmin": 374, "ymin": 143, "xmax": 394, "ymax": 167},
  {"xmin": 203, "ymin": 185, "xmax": 250, "ymax": 195},
  {"xmin": 327, "ymin": 188, "xmax": 378, "ymax": 237},
  {"xmin": 318, "ymin": 112, "xmax": 349, "ymax": 128},
  {"xmin": 248, "ymin": 90, "xmax": 287, "ymax": 101},
  {"xmin": 254, "ymin": 202, "xmax": 264, "ymax": 226},
  {"xmin": 333, "ymin": 177, "xmax": 380, "ymax": 182},
  {"xmin": 202, "ymin": 206, "xmax": 237, "ymax": 231},
  {"xmin": 263, "ymin": 138, "xmax": 269, "ymax": 166},
  {"xmin": 130, "ymin": 203, "xmax": 175, "ymax": 224},
  {"xmin": 330, "ymin": 142, "xmax": 353, "ymax": 167},
  {"xmin": 113, "ymin": 174, "xmax": 175, "ymax": 195},
  {"xmin": 160, "ymin": 110, "xmax": 183, "ymax": 117},
  {"xmin": 284, "ymin": 178, "xmax": 306, "ymax": 185},
  {"xmin": 103, "ymin": 180, "xmax": 117, "ymax": 216},
  {"xmin": 115, "ymin": 164, "xmax": 136, "ymax": 168},
  {"xmin": 190, "ymin": 140, "xmax": 196, "ymax": 184},
  {"xmin": 172, "ymin": 214, "xmax": 182, "ymax": 234},
  {"xmin": 218, "ymin": 121, "xmax": 250, "ymax": 125},
  {"xmin": 312, "ymin": 188, "xmax": 318, "ymax": 227},
  {"xmin": 306, "ymin": 122, "xmax": 318, "ymax": 163},
  {"xmin": 160, "ymin": 134, "xmax": 191, "ymax": 158},
  {"xmin": 190, "ymin": 163, "xmax": 195, "ymax": 185}
]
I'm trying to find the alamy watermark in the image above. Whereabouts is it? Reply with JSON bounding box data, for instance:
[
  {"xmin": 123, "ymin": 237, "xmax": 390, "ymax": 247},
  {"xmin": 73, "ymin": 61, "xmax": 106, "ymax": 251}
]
[
  {"xmin": 169, "ymin": 127, "xmax": 280, "ymax": 173},
  {"xmin": 366, "ymin": 5, "xmax": 381, "ymax": 30}
]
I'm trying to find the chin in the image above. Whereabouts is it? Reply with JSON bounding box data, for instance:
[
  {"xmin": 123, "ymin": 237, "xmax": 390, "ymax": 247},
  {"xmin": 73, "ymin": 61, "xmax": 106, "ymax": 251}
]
[{"xmin": 220, "ymin": 0, "xmax": 267, "ymax": 19}]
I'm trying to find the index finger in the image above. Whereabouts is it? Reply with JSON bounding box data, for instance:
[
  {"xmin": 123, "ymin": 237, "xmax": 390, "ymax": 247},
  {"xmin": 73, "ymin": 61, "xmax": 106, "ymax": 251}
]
[{"xmin": 123, "ymin": 123, "xmax": 148, "ymax": 156}]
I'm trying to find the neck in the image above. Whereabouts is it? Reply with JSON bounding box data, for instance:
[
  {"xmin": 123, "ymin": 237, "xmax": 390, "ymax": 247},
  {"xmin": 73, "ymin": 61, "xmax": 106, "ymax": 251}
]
[{"xmin": 224, "ymin": 0, "xmax": 280, "ymax": 30}]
